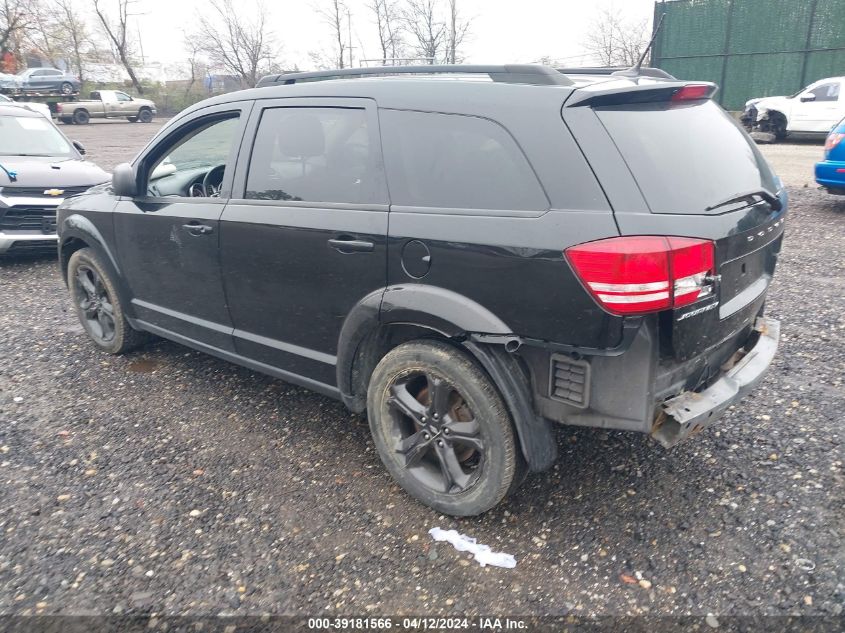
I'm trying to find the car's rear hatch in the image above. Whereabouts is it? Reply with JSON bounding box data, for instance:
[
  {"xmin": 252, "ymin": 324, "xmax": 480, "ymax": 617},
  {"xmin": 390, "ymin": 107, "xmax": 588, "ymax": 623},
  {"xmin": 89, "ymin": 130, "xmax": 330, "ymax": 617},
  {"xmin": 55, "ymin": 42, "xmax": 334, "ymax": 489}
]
[{"xmin": 563, "ymin": 81, "xmax": 786, "ymax": 364}]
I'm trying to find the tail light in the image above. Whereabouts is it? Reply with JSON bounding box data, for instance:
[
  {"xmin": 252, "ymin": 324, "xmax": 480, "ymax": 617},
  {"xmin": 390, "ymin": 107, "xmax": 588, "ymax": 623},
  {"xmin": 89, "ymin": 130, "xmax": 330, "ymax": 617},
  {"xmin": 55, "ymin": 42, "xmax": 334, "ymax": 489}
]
[
  {"xmin": 56, "ymin": 103, "xmax": 62, "ymax": 112},
  {"xmin": 672, "ymin": 84, "xmax": 712, "ymax": 101},
  {"xmin": 565, "ymin": 236, "xmax": 715, "ymax": 316},
  {"xmin": 825, "ymin": 132, "xmax": 844, "ymax": 151}
]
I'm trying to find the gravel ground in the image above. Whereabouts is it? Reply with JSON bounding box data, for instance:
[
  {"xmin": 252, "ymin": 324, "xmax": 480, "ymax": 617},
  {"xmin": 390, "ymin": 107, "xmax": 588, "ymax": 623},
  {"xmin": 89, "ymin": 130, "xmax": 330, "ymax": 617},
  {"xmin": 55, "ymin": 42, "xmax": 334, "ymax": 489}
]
[{"xmin": 0, "ymin": 123, "xmax": 843, "ymax": 619}]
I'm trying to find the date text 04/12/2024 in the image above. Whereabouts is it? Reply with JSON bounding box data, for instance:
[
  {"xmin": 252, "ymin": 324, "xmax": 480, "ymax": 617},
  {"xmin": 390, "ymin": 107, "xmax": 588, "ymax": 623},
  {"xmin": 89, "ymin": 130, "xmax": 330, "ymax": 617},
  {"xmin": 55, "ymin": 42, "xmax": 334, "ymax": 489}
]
[{"xmin": 307, "ymin": 617, "xmax": 528, "ymax": 630}]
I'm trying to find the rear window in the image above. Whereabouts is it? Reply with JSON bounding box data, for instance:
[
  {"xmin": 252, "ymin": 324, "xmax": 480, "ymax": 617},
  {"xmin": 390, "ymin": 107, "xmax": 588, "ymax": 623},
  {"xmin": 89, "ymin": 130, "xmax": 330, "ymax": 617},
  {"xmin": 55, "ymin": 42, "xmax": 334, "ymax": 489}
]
[
  {"xmin": 596, "ymin": 100, "xmax": 778, "ymax": 214},
  {"xmin": 379, "ymin": 109, "xmax": 548, "ymax": 211}
]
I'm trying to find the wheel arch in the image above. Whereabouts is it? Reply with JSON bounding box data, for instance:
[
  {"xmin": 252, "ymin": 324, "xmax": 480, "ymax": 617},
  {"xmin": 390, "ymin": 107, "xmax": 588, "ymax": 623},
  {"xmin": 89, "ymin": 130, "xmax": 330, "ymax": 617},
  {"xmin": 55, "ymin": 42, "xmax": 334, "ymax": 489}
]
[
  {"xmin": 59, "ymin": 216, "xmax": 132, "ymax": 316},
  {"xmin": 338, "ymin": 285, "xmax": 557, "ymax": 473}
]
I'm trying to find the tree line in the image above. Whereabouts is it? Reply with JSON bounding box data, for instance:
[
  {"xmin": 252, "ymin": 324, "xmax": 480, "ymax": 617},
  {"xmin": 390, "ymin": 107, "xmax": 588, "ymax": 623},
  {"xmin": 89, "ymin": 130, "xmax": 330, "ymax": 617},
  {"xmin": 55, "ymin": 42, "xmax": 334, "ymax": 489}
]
[{"xmin": 0, "ymin": 0, "xmax": 474, "ymax": 96}]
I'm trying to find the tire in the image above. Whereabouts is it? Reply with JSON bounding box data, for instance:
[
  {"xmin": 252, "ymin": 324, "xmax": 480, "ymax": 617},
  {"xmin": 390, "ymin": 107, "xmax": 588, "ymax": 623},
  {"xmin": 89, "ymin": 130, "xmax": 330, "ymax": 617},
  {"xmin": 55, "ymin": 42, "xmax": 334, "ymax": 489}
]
[
  {"xmin": 367, "ymin": 339, "xmax": 517, "ymax": 516},
  {"xmin": 68, "ymin": 248, "xmax": 147, "ymax": 354},
  {"xmin": 72, "ymin": 109, "xmax": 90, "ymax": 125},
  {"xmin": 127, "ymin": 116, "xmax": 138, "ymax": 122},
  {"xmin": 138, "ymin": 108, "xmax": 153, "ymax": 123},
  {"xmin": 60, "ymin": 82, "xmax": 73, "ymax": 95}
]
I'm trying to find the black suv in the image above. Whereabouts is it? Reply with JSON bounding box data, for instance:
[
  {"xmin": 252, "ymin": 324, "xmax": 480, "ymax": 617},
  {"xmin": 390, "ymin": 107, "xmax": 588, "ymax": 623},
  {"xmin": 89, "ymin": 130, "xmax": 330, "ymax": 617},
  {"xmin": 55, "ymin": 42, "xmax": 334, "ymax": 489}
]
[{"xmin": 57, "ymin": 65, "xmax": 785, "ymax": 516}]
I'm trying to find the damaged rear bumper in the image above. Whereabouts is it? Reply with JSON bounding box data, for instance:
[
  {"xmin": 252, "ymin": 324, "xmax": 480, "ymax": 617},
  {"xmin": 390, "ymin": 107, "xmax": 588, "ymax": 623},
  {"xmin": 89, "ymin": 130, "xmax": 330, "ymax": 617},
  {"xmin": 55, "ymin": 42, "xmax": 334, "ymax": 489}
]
[{"xmin": 652, "ymin": 317, "xmax": 780, "ymax": 447}]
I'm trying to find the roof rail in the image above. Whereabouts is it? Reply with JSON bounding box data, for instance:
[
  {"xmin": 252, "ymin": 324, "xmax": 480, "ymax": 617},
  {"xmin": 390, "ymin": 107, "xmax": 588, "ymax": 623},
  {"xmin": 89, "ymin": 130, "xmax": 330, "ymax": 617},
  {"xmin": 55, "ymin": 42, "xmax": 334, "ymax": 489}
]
[
  {"xmin": 557, "ymin": 67, "xmax": 676, "ymax": 80},
  {"xmin": 257, "ymin": 64, "xmax": 573, "ymax": 87}
]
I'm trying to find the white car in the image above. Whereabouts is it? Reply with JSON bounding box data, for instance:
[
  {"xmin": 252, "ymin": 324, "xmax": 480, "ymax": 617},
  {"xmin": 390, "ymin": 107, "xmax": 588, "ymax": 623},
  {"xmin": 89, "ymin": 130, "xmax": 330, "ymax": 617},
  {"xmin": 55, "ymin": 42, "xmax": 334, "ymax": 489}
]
[
  {"xmin": 0, "ymin": 94, "xmax": 52, "ymax": 119},
  {"xmin": 741, "ymin": 76, "xmax": 845, "ymax": 141}
]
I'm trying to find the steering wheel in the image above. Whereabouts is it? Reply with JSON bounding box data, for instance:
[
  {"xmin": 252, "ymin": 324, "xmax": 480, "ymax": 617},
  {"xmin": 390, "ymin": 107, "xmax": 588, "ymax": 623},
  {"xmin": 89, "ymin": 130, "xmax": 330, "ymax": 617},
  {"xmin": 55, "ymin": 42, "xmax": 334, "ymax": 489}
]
[{"xmin": 202, "ymin": 164, "xmax": 227, "ymax": 197}]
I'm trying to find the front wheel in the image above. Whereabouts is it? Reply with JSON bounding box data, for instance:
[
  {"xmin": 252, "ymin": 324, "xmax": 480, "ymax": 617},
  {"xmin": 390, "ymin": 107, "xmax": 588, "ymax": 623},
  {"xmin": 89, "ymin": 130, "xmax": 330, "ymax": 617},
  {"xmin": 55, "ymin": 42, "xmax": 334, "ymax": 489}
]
[
  {"xmin": 68, "ymin": 248, "xmax": 147, "ymax": 354},
  {"xmin": 367, "ymin": 340, "xmax": 518, "ymax": 516}
]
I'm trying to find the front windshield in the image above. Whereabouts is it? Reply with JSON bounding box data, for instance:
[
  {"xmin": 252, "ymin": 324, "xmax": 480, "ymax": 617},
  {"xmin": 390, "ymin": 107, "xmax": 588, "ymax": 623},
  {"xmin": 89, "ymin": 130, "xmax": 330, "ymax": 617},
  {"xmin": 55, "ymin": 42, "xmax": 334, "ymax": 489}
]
[{"xmin": 0, "ymin": 114, "xmax": 75, "ymax": 157}]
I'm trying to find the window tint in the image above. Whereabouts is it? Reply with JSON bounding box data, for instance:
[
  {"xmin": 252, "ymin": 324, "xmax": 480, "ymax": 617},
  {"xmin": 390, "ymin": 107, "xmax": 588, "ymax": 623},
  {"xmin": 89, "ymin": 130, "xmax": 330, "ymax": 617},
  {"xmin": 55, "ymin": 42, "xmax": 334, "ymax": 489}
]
[
  {"xmin": 596, "ymin": 100, "xmax": 777, "ymax": 214},
  {"xmin": 245, "ymin": 107, "xmax": 383, "ymax": 204},
  {"xmin": 809, "ymin": 82, "xmax": 840, "ymax": 102},
  {"xmin": 379, "ymin": 109, "xmax": 547, "ymax": 211}
]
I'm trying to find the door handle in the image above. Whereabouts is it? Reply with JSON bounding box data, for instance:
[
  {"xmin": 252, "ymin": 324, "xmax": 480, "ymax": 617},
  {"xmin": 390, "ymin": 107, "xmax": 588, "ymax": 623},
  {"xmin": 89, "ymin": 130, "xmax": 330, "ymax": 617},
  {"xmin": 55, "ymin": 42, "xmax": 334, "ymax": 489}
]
[
  {"xmin": 183, "ymin": 223, "xmax": 214, "ymax": 235},
  {"xmin": 328, "ymin": 236, "xmax": 374, "ymax": 253}
]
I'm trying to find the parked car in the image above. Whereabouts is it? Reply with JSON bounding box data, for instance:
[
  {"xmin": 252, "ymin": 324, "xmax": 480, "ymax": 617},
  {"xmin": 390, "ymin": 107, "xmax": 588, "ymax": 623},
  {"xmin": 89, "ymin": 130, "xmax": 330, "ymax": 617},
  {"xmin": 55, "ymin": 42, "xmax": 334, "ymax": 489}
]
[
  {"xmin": 57, "ymin": 90, "xmax": 157, "ymax": 125},
  {"xmin": 0, "ymin": 93, "xmax": 51, "ymax": 119},
  {"xmin": 16, "ymin": 67, "xmax": 80, "ymax": 95},
  {"xmin": 815, "ymin": 116, "xmax": 845, "ymax": 195},
  {"xmin": 741, "ymin": 76, "xmax": 845, "ymax": 141},
  {"xmin": 57, "ymin": 65, "xmax": 785, "ymax": 516},
  {"xmin": 0, "ymin": 72, "xmax": 21, "ymax": 92},
  {"xmin": 0, "ymin": 104, "xmax": 109, "ymax": 255}
]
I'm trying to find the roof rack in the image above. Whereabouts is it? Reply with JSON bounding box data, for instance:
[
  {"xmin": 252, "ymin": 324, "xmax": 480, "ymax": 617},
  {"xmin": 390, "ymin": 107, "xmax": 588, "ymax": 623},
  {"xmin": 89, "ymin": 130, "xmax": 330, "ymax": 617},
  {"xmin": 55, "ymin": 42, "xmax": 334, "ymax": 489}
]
[
  {"xmin": 257, "ymin": 64, "xmax": 573, "ymax": 88},
  {"xmin": 557, "ymin": 67, "xmax": 676, "ymax": 80}
]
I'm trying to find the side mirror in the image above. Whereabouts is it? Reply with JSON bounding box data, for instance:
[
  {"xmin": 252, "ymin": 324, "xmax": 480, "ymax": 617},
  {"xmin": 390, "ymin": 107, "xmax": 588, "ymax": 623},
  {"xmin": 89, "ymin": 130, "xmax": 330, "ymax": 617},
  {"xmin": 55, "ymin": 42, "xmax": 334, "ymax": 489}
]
[
  {"xmin": 112, "ymin": 163, "xmax": 138, "ymax": 197},
  {"xmin": 72, "ymin": 140, "xmax": 86, "ymax": 155},
  {"xmin": 800, "ymin": 93, "xmax": 816, "ymax": 102}
]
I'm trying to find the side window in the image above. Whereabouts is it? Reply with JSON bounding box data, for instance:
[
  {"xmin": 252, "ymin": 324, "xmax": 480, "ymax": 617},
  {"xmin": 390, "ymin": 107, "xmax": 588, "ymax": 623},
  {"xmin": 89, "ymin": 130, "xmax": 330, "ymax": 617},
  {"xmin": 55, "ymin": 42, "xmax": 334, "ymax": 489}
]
[
  {"xmin": 245, "ymin": 107, "xmax": 383, "ymax": 205},
  {"xmin": 810, "ymin": 82, "xmax": 840, "ymax": 102},
  {"xmin": 48, "ymin": 70, "xmax": 62, "ymax": 76},
  {"xmin": 146, "ymin": 115, "xmax": 241, "ymax": 198},
  {"xmin": 116, "ymin": 92, "xmax": 131, "ymax": 102},
  {"xmin": 379, "ymin": 109, "xmax": 548, "ymax": 211}
]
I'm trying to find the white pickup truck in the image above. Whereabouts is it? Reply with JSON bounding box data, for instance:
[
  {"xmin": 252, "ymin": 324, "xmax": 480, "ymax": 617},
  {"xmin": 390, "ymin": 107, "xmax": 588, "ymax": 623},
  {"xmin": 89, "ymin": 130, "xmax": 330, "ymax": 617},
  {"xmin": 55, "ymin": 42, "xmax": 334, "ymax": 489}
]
[
  {"xmin": 741, "ymin": 76, "xmax": 845, "ymax": 141},
  {"xmin": 56, "ymin": 90, "xmax": 157, "ymax": 125}
]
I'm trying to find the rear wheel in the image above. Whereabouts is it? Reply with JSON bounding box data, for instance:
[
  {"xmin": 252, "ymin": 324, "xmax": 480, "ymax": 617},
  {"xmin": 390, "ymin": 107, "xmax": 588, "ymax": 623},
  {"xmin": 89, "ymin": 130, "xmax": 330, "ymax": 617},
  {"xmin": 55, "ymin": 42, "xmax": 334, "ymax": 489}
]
[
  {"xmin": 367, "ymin": 340, "xmax": 518, "ymax": 516},
  {"xmin": 138, "ymin": 108, "xmax": 153, "ymax": 123},
  {"xmin": 72, "ymin": 109, "xmax": 89, "ymax": 125},
  {"xmin": 68, "ymin": 248, "xmax": 147, "ymax": 354},
  {"xmin": 60, "ymin": 81, "xmax": 73, "ymax": 95}
]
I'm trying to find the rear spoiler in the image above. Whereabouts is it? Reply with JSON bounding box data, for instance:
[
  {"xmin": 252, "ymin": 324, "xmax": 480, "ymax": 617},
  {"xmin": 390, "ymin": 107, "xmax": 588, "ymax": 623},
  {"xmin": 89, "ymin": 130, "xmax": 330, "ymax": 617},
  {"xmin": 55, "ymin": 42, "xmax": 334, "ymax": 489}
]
[{"xmin": 564, "ymin": 82, "xmax": 718, "ymax": 107}]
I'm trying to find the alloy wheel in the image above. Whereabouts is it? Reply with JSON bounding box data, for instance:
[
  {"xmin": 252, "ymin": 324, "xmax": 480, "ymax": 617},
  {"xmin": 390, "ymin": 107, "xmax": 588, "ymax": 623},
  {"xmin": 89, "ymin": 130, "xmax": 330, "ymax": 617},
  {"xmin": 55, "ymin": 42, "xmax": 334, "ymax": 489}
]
[
  {"xmin": 387, "ymin": 371, "xmax": 484, "ymax": 494},
  {"xmin": 74, "ymin": 265, "xmax": 116, "ymax": 343}
]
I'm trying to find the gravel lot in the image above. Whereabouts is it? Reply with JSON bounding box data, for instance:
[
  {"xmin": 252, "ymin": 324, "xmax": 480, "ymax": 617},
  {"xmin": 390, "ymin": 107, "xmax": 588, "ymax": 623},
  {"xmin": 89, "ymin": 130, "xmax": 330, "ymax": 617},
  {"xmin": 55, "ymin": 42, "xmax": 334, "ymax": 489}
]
[{"xmin": 0, "ymin": 121, "xmax": 843, "ymax": 619}]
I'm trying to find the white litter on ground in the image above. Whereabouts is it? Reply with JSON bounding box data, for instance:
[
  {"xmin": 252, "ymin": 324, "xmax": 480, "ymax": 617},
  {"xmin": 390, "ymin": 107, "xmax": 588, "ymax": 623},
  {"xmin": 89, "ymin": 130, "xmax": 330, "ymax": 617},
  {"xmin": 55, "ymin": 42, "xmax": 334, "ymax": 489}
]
[{"xmin": 428, "ymin": 527, "xmax": 516, "ymax": 568}]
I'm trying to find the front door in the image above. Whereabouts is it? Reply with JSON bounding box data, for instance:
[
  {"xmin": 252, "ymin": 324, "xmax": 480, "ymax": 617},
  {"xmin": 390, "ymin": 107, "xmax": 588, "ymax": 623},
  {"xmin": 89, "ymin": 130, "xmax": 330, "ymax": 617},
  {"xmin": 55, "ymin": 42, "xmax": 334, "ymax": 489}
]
[
  {"xmin": 113, "ymin": 102, "xmax": 252, "ymax": 350},
  {"xmin": 220, "ymin": 98, "xmax": 389, "ymax": 387},
  {"xmin": 791, "ymin": 81, "xmax": 844, "ymax": 133}
]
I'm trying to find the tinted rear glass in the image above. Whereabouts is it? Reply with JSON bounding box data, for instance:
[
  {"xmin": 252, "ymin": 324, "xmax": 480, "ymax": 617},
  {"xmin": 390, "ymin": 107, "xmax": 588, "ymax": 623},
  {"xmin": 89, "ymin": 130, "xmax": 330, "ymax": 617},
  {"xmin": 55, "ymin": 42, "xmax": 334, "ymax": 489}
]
[
  {"xmin": 379, "ymin": 109, "xmax": 548, "ymax": 211},
  {"xmin": 596, "ymin": 101, "xmax": 778, "ymax": 214}
]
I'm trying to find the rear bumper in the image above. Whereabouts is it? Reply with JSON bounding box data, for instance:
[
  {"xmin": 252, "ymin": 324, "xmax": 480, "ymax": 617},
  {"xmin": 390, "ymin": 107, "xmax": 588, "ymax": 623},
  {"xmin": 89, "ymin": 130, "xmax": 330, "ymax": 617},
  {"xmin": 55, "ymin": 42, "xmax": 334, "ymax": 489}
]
[
  {"xmin": 815, "ymin": 159, "xmax": 845, "ymax": 191},
  {"xmin": 0, "ymin": 231, "xmax": 58, "ymax": 255},
  {"xmin": 652, "ymin": 317, "xmax": 780, "ymax": 447}
]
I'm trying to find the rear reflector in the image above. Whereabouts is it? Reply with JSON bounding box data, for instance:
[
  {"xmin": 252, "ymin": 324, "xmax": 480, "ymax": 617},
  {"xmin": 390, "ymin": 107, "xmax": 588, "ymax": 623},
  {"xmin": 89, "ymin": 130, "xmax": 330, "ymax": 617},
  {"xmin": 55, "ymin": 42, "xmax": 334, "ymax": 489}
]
[
  {"xmin": 672, "ymin": 85, "xmax": 712, "ymax": 101},
  {"xmin": 565, "ymin": 236, "xmax": 715, "ymax": 316}
]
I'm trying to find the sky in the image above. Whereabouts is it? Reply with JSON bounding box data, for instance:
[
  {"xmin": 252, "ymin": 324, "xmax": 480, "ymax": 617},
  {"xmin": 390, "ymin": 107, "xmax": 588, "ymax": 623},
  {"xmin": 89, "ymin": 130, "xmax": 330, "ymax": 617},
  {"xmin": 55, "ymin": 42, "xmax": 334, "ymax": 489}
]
[{"xmin": 130, "ymin": 0, "xmax": 659, "ymax": 73}]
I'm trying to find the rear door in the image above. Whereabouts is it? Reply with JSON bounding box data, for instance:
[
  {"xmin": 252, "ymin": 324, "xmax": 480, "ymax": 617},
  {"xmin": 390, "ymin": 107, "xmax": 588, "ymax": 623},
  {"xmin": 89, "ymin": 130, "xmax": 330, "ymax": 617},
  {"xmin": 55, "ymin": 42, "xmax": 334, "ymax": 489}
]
[
  {"xmin": 220, "ymin": 98, "xmax": 388, "ymax": 387},
  {"xmin": 565, "ymin": 89, "xmax": 785, "ymax": 360}
]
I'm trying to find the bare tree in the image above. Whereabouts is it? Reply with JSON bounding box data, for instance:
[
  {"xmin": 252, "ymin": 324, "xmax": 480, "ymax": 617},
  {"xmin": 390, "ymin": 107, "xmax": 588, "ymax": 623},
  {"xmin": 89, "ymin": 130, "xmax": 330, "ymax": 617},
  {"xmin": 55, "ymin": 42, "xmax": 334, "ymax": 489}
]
[
  {"xmin": 582, "ymin": 5, "xmax": 649, "ymax": 67},
  {"xmin": 445, "ymin": 0, "xmax": 470, "ymax": 64},
  {"xmin": 368, "ymin": 0, "xmax": 402, "ymax": 64},
  {"xmin": 54, "ymin": 0, "xmax": 95, "ymax": 83},
  {"xmin": 316, "ymin": 0, "xmax": 347, "ymax": 69},
  {"xmin": 92, "ymin": 0, "xmax": 144, "ymax": 93},
  {"xmin": 194, "ymin": 0, "xmax": 275, "ymax": 88},
  {"xmin": 402, "ymin": 0, "xmax": 445, "ymax": 64},
  {"xmin": 1, "ymin": 0, "xmax": 36, "ymax": 61}
]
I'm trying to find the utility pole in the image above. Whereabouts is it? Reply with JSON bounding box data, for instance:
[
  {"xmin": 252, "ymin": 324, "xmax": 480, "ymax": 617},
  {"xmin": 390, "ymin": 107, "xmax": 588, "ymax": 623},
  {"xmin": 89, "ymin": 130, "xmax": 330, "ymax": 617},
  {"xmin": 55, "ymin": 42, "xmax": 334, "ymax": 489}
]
[{"xmin": 347, "ymin": 8, "xmax": 354, "ymax": 68}]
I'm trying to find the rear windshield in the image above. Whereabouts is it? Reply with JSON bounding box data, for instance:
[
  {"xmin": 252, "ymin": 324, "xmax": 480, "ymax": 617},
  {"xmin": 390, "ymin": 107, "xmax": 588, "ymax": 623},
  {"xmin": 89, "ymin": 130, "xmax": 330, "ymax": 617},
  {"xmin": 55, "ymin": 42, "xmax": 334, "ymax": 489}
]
[{"xmin": 596, "ymin": 100, "xmax": 778, "ymax": 214}]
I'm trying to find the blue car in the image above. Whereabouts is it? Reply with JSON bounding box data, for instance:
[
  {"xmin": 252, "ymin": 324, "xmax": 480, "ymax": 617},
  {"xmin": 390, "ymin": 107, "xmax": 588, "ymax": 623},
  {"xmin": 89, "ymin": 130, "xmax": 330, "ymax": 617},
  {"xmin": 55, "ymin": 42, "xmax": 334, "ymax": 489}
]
[{"xmin": 816, "ymin": 117, "xmax": 845, "ymax": 194}]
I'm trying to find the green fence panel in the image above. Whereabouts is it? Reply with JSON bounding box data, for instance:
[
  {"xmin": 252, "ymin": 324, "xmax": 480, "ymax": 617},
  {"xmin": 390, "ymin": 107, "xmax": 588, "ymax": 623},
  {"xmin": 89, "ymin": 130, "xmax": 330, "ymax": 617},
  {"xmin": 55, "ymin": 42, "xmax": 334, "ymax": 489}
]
[{"xmin": 652, "ymin": 0, "xmax": 845, "ymax": 112}]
